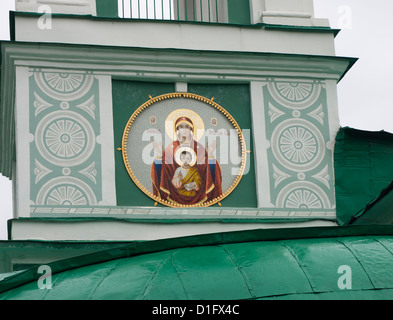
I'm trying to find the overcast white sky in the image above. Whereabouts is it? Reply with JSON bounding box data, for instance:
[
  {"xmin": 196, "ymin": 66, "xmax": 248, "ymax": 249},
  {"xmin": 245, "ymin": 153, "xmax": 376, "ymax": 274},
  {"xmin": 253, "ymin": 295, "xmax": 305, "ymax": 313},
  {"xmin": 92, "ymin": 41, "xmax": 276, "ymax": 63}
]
[{"xmin": 0, "ymin": 0, "xmax": 392, "ymax": 239}]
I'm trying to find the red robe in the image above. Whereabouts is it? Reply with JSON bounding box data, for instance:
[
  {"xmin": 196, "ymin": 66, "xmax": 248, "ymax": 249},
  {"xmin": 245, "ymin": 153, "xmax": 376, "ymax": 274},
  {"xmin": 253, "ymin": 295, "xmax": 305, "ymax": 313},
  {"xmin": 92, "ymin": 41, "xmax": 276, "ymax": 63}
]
[{"xmin": 151, "ymin": 140, "xmax": 222, "ymax": 206}]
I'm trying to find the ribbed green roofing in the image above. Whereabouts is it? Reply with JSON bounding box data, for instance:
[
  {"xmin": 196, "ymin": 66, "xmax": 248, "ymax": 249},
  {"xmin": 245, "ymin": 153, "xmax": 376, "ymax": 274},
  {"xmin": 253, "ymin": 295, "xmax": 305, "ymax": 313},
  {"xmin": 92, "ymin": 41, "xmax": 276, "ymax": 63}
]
[
  {"xmin": 0, "ymin": 226, "xmax": 393, "ymax": 300},
  {"xmin": 335, "ymin": 127, "xmax": 393, "ymax": 225}
]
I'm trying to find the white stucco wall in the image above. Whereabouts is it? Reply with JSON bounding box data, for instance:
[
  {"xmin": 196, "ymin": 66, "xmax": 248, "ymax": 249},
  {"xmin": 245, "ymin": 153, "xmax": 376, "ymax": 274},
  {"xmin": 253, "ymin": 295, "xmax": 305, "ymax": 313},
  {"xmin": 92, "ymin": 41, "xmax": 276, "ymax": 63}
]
[
  {"xmin": 13, "ymin": 15, "xmax": 336, "ymax": 56},
  {"xmin": 15, "ymin": 0, "xmax": 97, "ymax": 15},
  {"xmin": 9, "ymin": 219, "xmax": 338, "ymax": 241},
  {"xmin": 249, "ymin": 0, "xmax": 328, "ymax": 26}
]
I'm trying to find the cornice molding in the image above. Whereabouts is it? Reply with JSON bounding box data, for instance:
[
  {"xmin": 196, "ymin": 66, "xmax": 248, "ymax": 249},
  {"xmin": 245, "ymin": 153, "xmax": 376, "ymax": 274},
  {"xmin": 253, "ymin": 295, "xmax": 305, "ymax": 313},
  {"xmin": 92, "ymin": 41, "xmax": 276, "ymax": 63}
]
[{"xmin": 0, "ymin": 40, "xmax": 357, "ymax": 179}]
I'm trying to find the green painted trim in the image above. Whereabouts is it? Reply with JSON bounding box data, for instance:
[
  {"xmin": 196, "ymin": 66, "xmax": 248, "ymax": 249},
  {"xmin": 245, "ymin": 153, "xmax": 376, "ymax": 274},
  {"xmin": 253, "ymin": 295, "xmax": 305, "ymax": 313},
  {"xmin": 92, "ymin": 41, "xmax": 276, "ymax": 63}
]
[
  {"xmin": 11, "ymin": 216, "xmax": 337, "ymax": 224},
  {"xmin": 7, "ymin": 220, "xmax": 12, "ymax": 241},
  {"xmin": 338, "ymin": 56, "xmax": 358, "ymax": 82},
  {"xmin": 95, "ymin": 0, "xmax": 118, "ymax": 18},
  {"xmin": 0, "ymin": 239, "xmax": 136, "ymax": 248},
  {"xmin": 337, "ymin": 127, "xmax": 393, "ymax": 225},
  {"xmin": 0, "ymin": 41, "xmax": 16, "ymax": 179},
  {"xmin": 1, "ymin": 225, "xmax": 393, "ymax": 294},
  {"xmin": 227, "ymin": 0, "xmax": 251, "ymax": 25},
  {"xmin": 263, "ymin": 23, "xmax": 341, "ymax": 38},
  {"xmin": 1, "ymin": 40, "xmax": 358, "ymax": 78},
  {"xmin": 0, "ymin": 44, "xmax": 3, "ymax": 178},
  {"xmin": 9, "ymin": 11, "xmax": 15, "ymax": 41}
]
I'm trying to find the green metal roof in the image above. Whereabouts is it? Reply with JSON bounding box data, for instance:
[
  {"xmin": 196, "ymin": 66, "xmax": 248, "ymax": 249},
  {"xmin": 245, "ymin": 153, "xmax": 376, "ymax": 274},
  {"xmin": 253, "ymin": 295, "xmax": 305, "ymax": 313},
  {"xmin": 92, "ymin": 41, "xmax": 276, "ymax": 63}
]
[
  {"xmin": 1, "ymin": 226, "xmax": 393, "ymax": 300},
  {"xmin": 335, "ymin": 127, "xmax": 393, "ymax": 225},
  {"xmin": 350, "ymin": 180, "xmax": 393, "ymax": 225}
]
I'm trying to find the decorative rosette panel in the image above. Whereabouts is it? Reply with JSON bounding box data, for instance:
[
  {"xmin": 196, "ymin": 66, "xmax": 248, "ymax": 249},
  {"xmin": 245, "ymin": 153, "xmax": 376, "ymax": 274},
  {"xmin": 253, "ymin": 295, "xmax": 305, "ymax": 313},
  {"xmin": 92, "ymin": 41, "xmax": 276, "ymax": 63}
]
[
  {"xmin": 30, "ymin": 70, "xmax": 102, "ymax": 208},
  {"xmin": 264, "ymin": 79, "xmax": 334, "ymax": 210}
]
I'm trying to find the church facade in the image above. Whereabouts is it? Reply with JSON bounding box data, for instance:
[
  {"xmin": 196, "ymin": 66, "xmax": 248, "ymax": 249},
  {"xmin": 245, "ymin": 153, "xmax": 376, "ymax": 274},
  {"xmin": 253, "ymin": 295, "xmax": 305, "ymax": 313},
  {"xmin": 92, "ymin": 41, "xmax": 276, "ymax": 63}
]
[{"xmin": 0, "ymin": 0, "xmax": 392, "ymax": 300}]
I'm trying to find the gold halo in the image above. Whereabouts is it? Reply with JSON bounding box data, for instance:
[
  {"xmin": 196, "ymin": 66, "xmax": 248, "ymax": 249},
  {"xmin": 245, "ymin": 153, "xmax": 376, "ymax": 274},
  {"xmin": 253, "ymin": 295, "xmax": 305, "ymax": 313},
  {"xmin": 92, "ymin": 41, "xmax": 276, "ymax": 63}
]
[
  {"xmin": 174, "ymin": 147, "xmax": 197, "ymax": 167},
  {"xmin": 165, "ymin": 108, "xmax": 205, "ymax": 141}
]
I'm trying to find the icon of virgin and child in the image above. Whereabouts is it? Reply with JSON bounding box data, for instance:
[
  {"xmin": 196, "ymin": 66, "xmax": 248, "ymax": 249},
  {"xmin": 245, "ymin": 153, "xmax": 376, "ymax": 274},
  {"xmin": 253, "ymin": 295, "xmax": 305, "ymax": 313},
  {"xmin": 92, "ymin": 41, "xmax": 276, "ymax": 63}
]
[{"xmin": 150, "ymin": 109, "xmax": 223, "ymax": 206}]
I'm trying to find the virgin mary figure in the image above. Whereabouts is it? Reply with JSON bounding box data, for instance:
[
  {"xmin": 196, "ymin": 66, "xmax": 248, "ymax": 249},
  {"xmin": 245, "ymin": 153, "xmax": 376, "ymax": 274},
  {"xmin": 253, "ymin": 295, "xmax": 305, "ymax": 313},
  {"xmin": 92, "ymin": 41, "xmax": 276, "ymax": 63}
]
[{"xmin": 151, "ymin": 111, "xmax": 222, "ymax": 206}]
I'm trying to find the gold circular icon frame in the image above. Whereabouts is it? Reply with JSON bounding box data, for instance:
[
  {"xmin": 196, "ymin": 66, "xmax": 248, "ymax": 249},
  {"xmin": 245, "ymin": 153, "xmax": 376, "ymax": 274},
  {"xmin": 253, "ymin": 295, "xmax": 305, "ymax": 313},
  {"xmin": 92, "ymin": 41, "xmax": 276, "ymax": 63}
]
[{"xmin": 121, "ymin": 92, "xmax": 247, "ymax": 208}]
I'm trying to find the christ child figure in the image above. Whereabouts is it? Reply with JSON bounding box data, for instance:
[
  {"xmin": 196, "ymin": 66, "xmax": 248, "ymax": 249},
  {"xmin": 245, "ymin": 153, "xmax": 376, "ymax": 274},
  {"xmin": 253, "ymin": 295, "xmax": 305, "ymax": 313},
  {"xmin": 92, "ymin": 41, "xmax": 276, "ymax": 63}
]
[{"xmin": 172, "ymin": 150, "xmax": 202, "ymax": 198}]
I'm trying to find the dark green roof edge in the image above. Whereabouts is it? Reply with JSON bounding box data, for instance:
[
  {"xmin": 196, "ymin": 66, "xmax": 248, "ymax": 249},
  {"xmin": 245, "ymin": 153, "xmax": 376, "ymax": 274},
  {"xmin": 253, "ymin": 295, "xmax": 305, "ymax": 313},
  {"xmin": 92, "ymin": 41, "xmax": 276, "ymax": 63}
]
[
  {"xmin": 12, "ymin": 216, "xmax": 337, "ymax": 224},
  {"xmin": 1, "ymin": 225, "xmax": 393, "ymax": 294},
  {"xmin": 0, "ymin": 41, "xmax": 15, "ymax": 179},
  {"xmin": 0, "ymin": 44, "xmax": 3, "ymax": 178},
  {"xmin": 336, "ymin": 127, "xmax": 393, "ymax": 226},
  {"xmin": 0, "ymin": 38, "xmax": 356, "ymax": 61},
  {"xmin": 336, "ymin": 126, "xmax": 393, "ymax": 142},
  {"xmin": 0, "ymin": 39, "xmax": 358, "ymax": 82},
  {"xmin": 263, "ymin": 23, "xmax": 340, "ymax": 37},
  {"xmin": 9, "ymin": 11, "xmax": 15, "ymax": 41},
  {"xmin": 350, "ymin": 180, "xmax": 393, "ymax": 225},
  {"xmin": 10, "ymin": 10, "xmax": 340, "ymax": 37},
  {"xmin": 337, "ymin": 56, "xmax": 358, "ymax": 82},
  {"xmin": 0, "ymin": 239, "xmax": 136, "ymax": 249}
]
